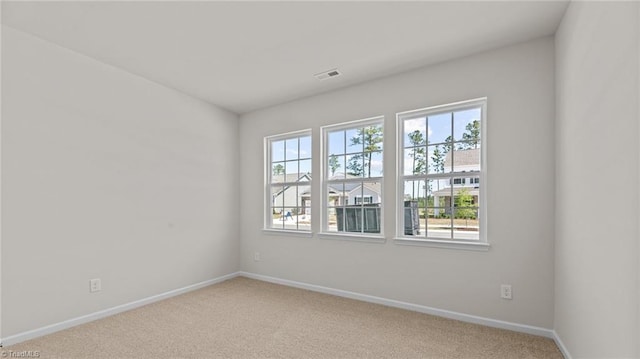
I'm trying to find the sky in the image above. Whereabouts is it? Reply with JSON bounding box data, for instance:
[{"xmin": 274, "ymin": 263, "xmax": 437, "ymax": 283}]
[{"xmin": 270, "ymin": 107, "xmax": 481, "ymax": 182}]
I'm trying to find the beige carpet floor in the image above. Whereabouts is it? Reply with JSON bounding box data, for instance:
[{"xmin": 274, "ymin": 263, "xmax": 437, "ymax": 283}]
[{"xmin": 4, "ymin": 277, "xmax": 562, "ymax": 358}]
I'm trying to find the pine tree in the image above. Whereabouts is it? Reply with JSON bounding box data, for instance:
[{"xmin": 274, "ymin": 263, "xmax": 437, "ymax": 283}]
[
  {"xmin": 328, "ymin": 154, "xmax": 340, "ymax": 176},
  {"xmin": 346, "ymin": 125, "xmax": 383, "ymax": 177}
]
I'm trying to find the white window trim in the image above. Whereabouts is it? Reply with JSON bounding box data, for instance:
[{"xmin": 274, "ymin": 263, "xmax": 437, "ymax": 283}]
[
  {"xmin": 395, "ymin": 98, "xmax": 488, "ymax": 250},
  {"xmin": 319, "ymin": 116, "xmax": 385, "ymax": 240},
  {"xmin": 264, "ymin": 129, "xmax": 313, "ymax": 233}
]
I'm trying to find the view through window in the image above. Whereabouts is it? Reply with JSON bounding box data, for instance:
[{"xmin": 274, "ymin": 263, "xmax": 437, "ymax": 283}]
[
  {"xmin": 399, "ymin": 100, "xmax": 485, "ymax": 241},
  {"xmin": 266, "ymin": 131, "xmax": 312, "ymax": 231},
  {"xmin": 323, "ymin": 118, "xmax": 384, "ymax": 235}
]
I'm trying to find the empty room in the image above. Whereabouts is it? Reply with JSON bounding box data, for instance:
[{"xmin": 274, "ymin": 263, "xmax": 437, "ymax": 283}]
[{"xmin": 1, "ymin": 1, "xmax": 639, "ymax": 358}]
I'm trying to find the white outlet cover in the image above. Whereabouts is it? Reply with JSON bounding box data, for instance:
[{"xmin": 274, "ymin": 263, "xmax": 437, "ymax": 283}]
[
  {"xmin": 500, "ymin": 284, "xmax": 512, "ymax": 299},
  {"xmin": 90, "ymin": 278, "xmax": 101, "ymax": 293}
]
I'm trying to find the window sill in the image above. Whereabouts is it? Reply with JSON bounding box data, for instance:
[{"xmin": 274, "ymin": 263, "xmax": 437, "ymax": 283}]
[
  {"xmin": 394, "ymin": 237, "xmax": 490, "ymax": 251},
  {"xmin": 317, "ymin": 232, "xmax": 386, "ymax": 244},
  {"xmin": 262, "ymin": 228, "xmax": 313, "ymax": 238}
]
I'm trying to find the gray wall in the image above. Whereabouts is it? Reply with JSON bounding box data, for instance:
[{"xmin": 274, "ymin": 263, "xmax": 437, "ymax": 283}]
[
  {"xmin": 240, "ymin": 37, "xmax": 556, "ymax": 329},
  {"xmin": 555, "ymin": 2, "xmax": 639, "ymax": 357},
  {"xmin": 1, "ymin": 26, "xmax": 240, "ymax": 336}
]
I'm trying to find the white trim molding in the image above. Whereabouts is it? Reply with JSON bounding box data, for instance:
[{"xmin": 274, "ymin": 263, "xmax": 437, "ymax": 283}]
[
  {"xmin": 395, "ymin": 97, "xmax": 488, "ymax": 247},
  {"xmin": 0, "ymin": 272, "xmax": 241, "ymax": 347},
  {"xmin": 1, "ymin": 271, "xmax": 566, "ymax": 355},
  {"xmin": 552, "ymin": 330, "xmax": 572, "ymax": 359},
  {"xmin": 239, "ymin": 271, "xmax": 555, "ymax": 339}
]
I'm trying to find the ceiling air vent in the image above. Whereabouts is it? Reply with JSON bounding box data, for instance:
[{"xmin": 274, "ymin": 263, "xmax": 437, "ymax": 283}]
[{"xmin": 314, "ymin": 68, "xmax": 341, "ymax": 81}]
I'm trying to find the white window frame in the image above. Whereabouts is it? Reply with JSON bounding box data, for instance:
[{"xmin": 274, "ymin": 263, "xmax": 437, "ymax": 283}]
[
  {"xmin": 263, "ymin": 129, "xmax": 313, "ymax": 236},
  {"xmin": 354, "ymin": 196, "xmax": 374, "ymax": 205},
  {"xmin": 395, "ymin": 98, "xmax": 489, "ymax": 251},
  {"xmin": 319, "ymin": 116, "xmax": 385, "ymax": 242}
]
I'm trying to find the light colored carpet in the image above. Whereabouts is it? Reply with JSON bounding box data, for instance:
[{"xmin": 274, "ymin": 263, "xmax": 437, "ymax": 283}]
[{"xmin": 5, "ymin": 277, "xmax": 562, "ymax": 358}]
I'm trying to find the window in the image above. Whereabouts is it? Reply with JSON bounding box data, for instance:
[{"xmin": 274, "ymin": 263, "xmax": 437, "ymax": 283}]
[
  {"xmin": 265, "ymin": 130, "xmax": 312, "ymax": 232},
  {"xmin": 322, "ymin": 117, "xmax": 384, "ymax": 237},
  {"xmin": 354, "ymin": 196, "xmax": 373, "ymax": 205},
  {"xmin": 397, "ymin": 98, "xmax": 486, "ymax": 243}
]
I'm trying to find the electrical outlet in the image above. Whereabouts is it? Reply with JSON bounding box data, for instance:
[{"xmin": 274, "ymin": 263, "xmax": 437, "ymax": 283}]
[
  {"xmin": 254, "ymin": 252, "xmax": 261, "ymax": 261},
  {"xmin": 500, "ymin": 284, "xmax": 512, "ymax": 300},
  {"xmin": 90, "ymin": 278, "xmax": 101, "ymax": 293}
]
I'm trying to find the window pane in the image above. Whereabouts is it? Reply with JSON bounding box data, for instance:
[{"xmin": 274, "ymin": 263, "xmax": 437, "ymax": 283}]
[
  {"xmin": 427, "ymin": 144, "xmax": 448, "ymax": 174},
  {"xmin": 299, "ymin": 136, "xmax": 312, "ymax": 160},
  {"xmin": 405, "ymin": 147, "xmax": 427, "ymax": 175},
  {"xmin": 285, "ymin": 160, "xmax": 298, "ymax": 180},
  {"xmin": 328, "ymin": 131, "xmax": 345, "ymax": 156},
  {"xmin": 359, "ymin": 181, "xmax": 382, "ymax": 205},
  {"xmin": 285, "ymin": 138, "xmax": 298, "ymax": 161},
  {"xmin": 404, "ymin": 179, "xmax": 426, "ymax": 202},
  {"xmin": 327, "ymin": 207, "xmax": 339, "ymax": 232},
  {"xmin": 454, "ymin": 108, "xmax": 481, "ymax": 147},
  {"xmin": 272, "ymin": 140, "xmax": 285, "ymax": 162},
  {"xmin": 404, "ymin": 180, "xmax": 425, "ymax": 237},
  {"xmin": 271, "ymin": 162, "xmax": 285, "ymax": 182},
  {"xmin": 346, "ymin": 154, "xmax": 364, "ymax": 177},
  {"xmin": 297, "ymin": 183, "xmax": 311, "ymax": 206},
  {"xmin": 453, "ymin": 207, "xmax": 479, "ymax": 240},
  {"xmin": 364, "ymin": 125, "xmax": 384, "ymax": 152},
  {"xmin": 427, "ymin": 112, "xmax": 452, "ymax": 145},
  {"xmin": 282, "ymin": 185, "xmax": 300, "ymax": 209},
  {"xmin": 270, "ymin": 185, "xmax": 285, "ymax": 229},
  {"xmin": 281, "ymin": 208, "xmax": 299, "ymax": 231},
  {"xmin": 298, "ymin": 208, "xmax": 312, "ymax": 231},
  {"xmin": 404, "ymin": 117, "xmax": 427, "ymax": 147},
  {"xmin": 426, "ymin": 207, "xmax": 452, "ymax": 239},
  {"xmin": 327, "ymin": 182, "xmax": 345, "ymax": 207},
  {"xmin": 299, "ymin": 159, "xmax": 311, "ymax": 177},
  {"xmin": 346, "ymin": 128, "xmax": 362, "ymax": 153},
  {"xmin": 334, "ymin": 206, "xmax": 381, "ymax": 234},
  {"xmin": 327, "ymin": 154, "xmax": 345, "ymax": 179},
  {"xmin": 368, "ymin": 151, "xmax": 383, "ymax": 177},
  {"xmin": 451, "ymin": 147, "xmax": 481, "ymax": 173},
  {"xmin": 427, "ymin": 178, "xmax": 448, "ymax": 207},
  {"xmin": 404, "ymin": 204, "xmax": 422, "ymax": 236}
]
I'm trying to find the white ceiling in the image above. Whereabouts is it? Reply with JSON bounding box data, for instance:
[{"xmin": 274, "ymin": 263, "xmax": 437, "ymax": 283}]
[{"xmin": 2, "ymin": 1, "xmax": 569, "ymax": 114}]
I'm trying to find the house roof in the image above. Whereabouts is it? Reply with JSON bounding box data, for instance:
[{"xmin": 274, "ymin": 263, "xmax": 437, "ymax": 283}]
[
  {"xmin": 271, "ymin": 173, "xmax": 311, "ymax": 184},
  {"xmin": 432, "ymin": 186, "xmax": 480, "ymax": 197},
  {"xmin": 444, "ymin": 148, "xmax": 480, "ymax": 169},
  {"xmin": 283, "ymin": 172, "xmax": 382, "ymax": 197}
]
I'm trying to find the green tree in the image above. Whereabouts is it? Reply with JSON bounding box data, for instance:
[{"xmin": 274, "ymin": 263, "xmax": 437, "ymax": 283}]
[
  {"xmin": 407, "ymin": 130, "xmax": 426, "ymax": 175},
  {"xmin": 443, "ymin": 135, "xmax": 454, "ymax": 154},
  {"xmin": 430, "ymin": 144, "xmax": 445, "ymax": 173},
  {"xmin": 406, "ymin": 130, "xmax": 426, "ymax": 201},
  {"xmin": 461, "ymin": 120, "xmax": 480, "ymax": 149},
  {"xmin": 328, "ymin": 154, "xmax": 341, "ymax": 176},
  {"xmin": 346, "ymin": 125, "xmax": 383, "ymax": 177},
  {"xmin": 272, "ymin": 163, "xmax": 284, "ymax": 176},
  {"xmin": 454, "ymin": 188, "xmax": 476, "ymax": 224}
]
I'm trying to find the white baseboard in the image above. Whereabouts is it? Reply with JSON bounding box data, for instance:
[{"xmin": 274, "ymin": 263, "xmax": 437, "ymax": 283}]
[
  {"xmin": 2, "ymin": 271, "xmax": 564, "ymax": 354},
  {"xmin": 0, "ymin": 271, "xmax": 241, "ymax": 346},
  {"xmin": 239, "ymin": 271, "xmax": 555, "ymax": 339},
  {"xmin": 552, "ymin": 330, "xmax": 572, "ymax": 359}
]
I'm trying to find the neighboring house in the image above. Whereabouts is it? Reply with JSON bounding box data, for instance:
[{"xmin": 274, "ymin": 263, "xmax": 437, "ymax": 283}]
[
  {"xmin": 432, "ymin": 148, "xmax": 480, "ymax": 215},
  {"xmin": 325, "ymin": 173, "xmax": 382, "ymax": 207},
  {"xmin": 290, "ymin": 173, "xmax": 383, "ymax": 212},
  {"xmin": 272, "ymin": 173, "xmax": 311, "ymax": 214}
]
